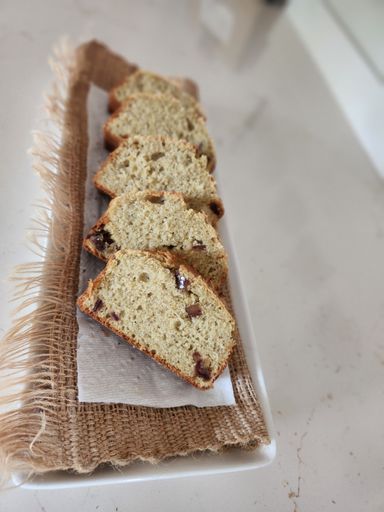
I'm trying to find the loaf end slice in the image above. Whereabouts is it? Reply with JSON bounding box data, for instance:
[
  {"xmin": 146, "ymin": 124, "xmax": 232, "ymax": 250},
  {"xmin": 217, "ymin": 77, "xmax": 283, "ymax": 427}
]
[
  {"xmin": 109, "ymin": 69, "xmax": 204, "ymax": 117},
  {"xmin": 104, "ymin": 94, "xmax": 216, "ymax": 171},
  {"xmin": 83, "ymin": 191, "xmax": 228, "ymax": 291},
  {"xmin": 77, "ymin": 250, "xmax": 236, "ymax": 389},
  {"xmin": 94, "ymin": 136, "xmax": 223, "ymax": 223}
]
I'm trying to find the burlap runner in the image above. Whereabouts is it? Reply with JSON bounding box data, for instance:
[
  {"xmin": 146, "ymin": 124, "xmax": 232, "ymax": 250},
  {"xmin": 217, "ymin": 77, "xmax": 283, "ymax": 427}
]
[{"xmin": 0, "ymin": 40, "xmax": 269, "ymax": 481}]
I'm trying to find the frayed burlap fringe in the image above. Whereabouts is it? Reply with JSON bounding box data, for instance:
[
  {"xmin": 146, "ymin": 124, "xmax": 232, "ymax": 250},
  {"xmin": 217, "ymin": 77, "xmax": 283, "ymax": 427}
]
[
  {"xmin": 0, "ymin": 40, "xmax": 269, "ymax": 486},
  {"xmin": 0, "ymin": 39, "xmax": 76, "ymax": 487}
]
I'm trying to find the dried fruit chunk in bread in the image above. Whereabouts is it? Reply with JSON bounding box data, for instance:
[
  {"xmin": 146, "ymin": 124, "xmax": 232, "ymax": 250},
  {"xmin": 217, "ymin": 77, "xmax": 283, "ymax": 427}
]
[
  {"xmin": 104, "ymin": 93, "xmax": 216, "ymax": 170},
  {"xmin": 109, "ymin": 69, "xmax": 203, "ymax": 117},
  {"xmin": 83, "ymin": 191, "xmax": 228, "ymax": 291},
  {"xmin": 77, "ymin": 250, "xmax": 236, "ymax": 389},
  {"xmin": 94, "ymin": 136, "xmax": 223, "ymax": 224}
]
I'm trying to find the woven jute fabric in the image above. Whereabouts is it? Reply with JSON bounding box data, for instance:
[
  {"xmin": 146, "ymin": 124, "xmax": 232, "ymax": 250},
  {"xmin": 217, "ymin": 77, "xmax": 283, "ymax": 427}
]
[{"xmin": 0, "ymin": 40, "xmax": 269, "ymax": 481}]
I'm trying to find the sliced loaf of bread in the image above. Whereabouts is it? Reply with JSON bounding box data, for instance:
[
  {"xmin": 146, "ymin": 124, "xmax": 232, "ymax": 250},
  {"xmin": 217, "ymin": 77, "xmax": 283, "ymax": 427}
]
[
  {"xmin": 104, "ymin": 93, "xmax": 216, "ymax": 170},
  {"xmin": 108, "ymin": 70, "xmax": 203, "ymax": 117},
  {"xmin": 83, "ymin": 191, "xmax": 228, "ymax": 290},
  {"xmin": 94, "ymin": 136, "xmax": 223, "ymax": 224},
  {"xmin": 77, "ymin": 250, "xmax": 235, "ymax": 389}
]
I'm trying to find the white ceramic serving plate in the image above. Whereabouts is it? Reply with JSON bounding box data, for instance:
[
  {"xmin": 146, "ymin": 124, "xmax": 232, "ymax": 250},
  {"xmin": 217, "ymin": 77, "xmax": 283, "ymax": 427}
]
[
  {"xmin": 12, "ymin": 84, "xmax": 275, "ymax": 488},
  {"xmin": 12, "ymin": 217, "xmax": 276, "ymax": 489}
]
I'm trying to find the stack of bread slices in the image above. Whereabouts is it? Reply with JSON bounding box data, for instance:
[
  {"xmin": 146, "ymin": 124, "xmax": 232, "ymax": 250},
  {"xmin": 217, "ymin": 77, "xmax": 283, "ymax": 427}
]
[{"xmin": 77, "ymin": 70, "xmax": 236, "ymax": 390}]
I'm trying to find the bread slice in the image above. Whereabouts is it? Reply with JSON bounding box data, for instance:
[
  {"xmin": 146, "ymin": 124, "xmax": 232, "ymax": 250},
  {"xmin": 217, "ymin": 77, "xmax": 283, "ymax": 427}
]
[
  {"xmin": 83, "ymin": 191, "xmax": 228, "ymax": 291},
  {"xmin": 104, "ymin": 93, "xmax": 216, "ymax": 171},
  {"xmin": 77, "ymin": 250, "xmax": 236, "ymax": 389},
  {"xmin": 109, "ymin": 70, "xmax": 204, "ymax": 117},
  {"xmin": 94, "ymin": 136, "xmax": 223, "ymax": 224}
]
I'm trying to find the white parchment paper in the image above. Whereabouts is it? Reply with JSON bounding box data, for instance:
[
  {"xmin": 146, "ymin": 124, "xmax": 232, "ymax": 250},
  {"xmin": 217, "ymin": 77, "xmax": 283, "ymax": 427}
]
[{"xmin": 76, "ymin": 85, "xmax": 235, "ymax": 407}]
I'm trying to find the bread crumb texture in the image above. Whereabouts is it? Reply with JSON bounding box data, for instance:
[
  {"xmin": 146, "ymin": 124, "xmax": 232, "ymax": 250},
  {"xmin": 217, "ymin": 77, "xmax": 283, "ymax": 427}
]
[
  {"xmin": 105, "ymin": 94, "xmax": 216, "ymax": 169},
  {"xmin": 95, "ymin": 136, "xmax": 222, "ymax": 222},
  {"xmin": 84, "ymin": 191, "xmax": 228, "ymax": 290},
  {"xmin": 110, "ymin": 69, "xmax": 203, "ymax": 117},
  {"xmin": 78, "ymin": 250, "xmax": 236, "ymax": 389}
]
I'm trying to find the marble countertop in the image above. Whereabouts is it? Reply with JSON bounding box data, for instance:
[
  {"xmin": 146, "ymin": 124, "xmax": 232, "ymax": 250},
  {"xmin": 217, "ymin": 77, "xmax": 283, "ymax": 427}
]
[{"xmin": 1, "ymin": 0, "xmax": 383, "ymax": 510}]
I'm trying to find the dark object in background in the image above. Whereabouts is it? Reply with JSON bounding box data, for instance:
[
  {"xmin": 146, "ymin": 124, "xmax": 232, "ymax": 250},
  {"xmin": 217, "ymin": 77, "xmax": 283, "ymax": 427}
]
[{"xmin": 264, "ymin": 0, "xmax": 287, "ymax": 6}]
